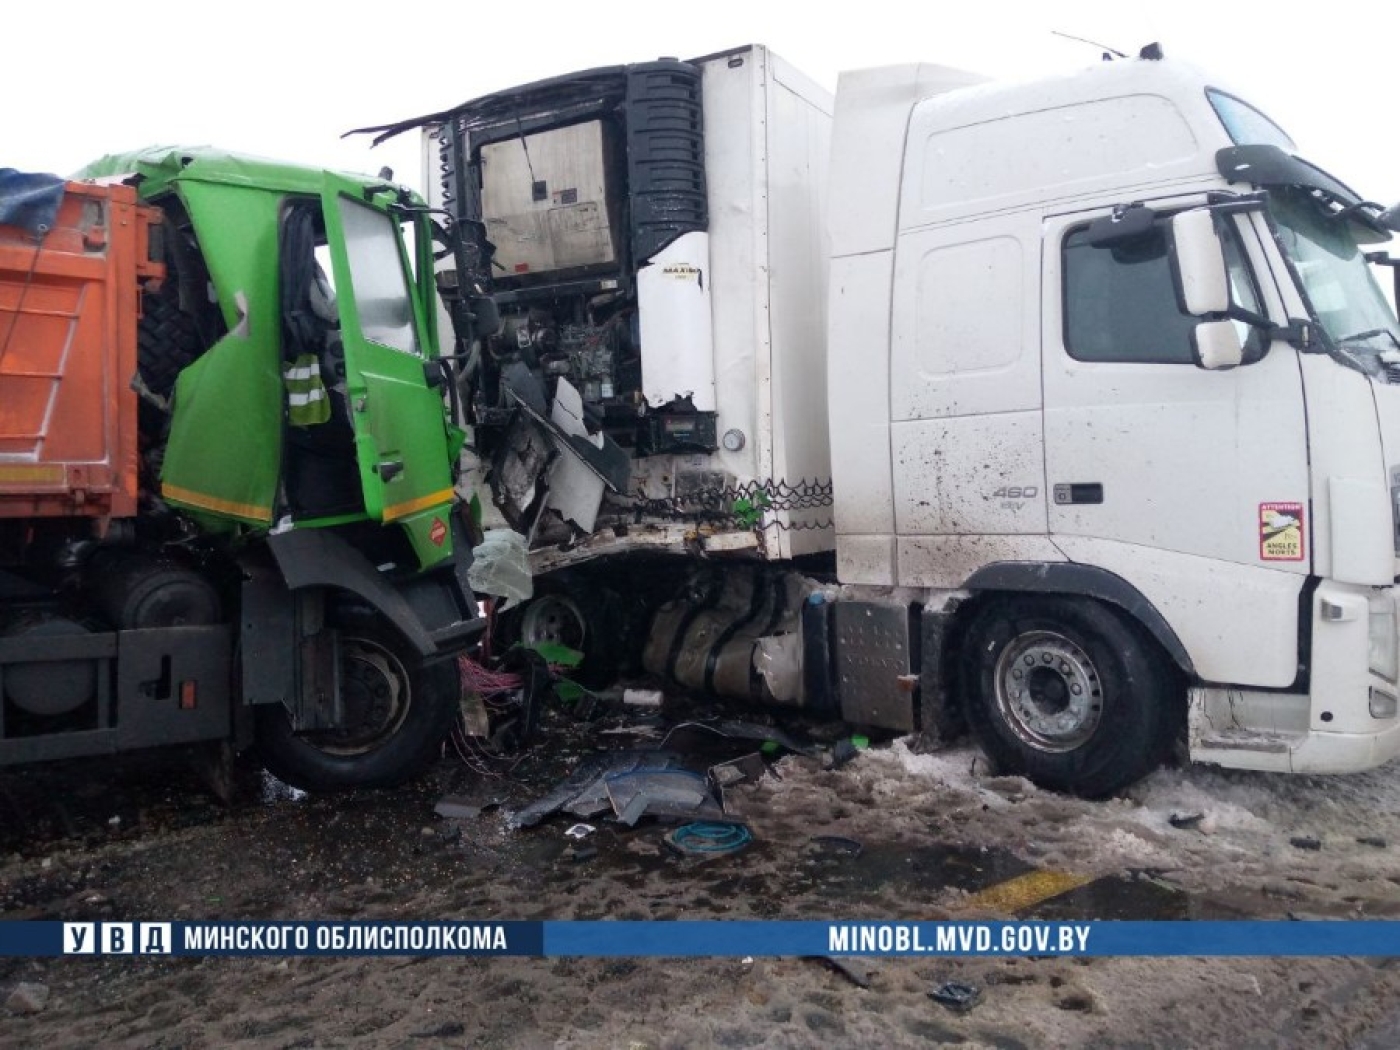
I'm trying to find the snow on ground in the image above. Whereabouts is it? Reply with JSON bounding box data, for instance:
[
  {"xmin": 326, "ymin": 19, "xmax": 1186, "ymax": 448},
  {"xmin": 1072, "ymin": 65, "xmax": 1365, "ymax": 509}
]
[{"xmin": 769, "ymin": 738, "xmax": 1400, "ymax": 916}]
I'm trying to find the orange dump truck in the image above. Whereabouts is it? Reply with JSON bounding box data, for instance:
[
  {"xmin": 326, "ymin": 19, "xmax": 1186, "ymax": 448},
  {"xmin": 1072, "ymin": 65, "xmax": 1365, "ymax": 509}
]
[{"xmin": 0, "ymin": 179, "xmax": 157, "ymax": 521}]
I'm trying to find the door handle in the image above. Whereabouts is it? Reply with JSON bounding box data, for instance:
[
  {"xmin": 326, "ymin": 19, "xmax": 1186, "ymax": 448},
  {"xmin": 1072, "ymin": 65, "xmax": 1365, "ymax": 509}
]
[{"xmin": 1053, "ymin": 483, "xmax": 1103, "ymax": 505}]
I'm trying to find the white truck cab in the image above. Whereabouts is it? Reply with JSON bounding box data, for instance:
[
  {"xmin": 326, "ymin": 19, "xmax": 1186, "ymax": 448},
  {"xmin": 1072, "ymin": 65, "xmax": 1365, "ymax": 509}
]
[{"xmin": 829, "ymin": 55, "xmax": 1400, "ymax": 791}]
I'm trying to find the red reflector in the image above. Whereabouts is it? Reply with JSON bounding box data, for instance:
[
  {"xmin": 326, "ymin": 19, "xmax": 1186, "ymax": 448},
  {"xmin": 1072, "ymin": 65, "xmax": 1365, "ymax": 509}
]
[
  {"xmin": 514, "ymin": 263, "xmax": 530, "ymax": 273},
  {"xmin": 179, "ymin": 681, "xmax": 197, "ymax": 710}
]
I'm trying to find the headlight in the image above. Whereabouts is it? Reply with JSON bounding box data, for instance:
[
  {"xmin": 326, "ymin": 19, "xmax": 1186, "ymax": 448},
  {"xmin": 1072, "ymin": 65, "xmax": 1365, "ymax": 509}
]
[{"xmin": 1368, "ymin": 596, "xmax": 1397, "ymax": 681}]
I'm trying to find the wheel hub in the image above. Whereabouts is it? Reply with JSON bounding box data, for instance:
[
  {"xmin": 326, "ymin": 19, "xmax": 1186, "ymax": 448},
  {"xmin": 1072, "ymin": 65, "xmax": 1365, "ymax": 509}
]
[
  {"xmin": 308, "ymin": 638, "xmax": 412, "ymax": 755},
  {"xmin": 519, "ymin": 594, "xmax": 586, "ymax": 651},
  {"xmin": 993, "ymin": 630, "xmax": 1103, "ymax": 752}
]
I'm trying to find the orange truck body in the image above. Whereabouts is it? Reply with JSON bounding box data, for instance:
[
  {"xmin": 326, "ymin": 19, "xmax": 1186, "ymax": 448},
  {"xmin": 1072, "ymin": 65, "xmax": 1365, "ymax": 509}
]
[{"xmin": 0, "ymin": 181, "xmax": 163, "ymax": 521}]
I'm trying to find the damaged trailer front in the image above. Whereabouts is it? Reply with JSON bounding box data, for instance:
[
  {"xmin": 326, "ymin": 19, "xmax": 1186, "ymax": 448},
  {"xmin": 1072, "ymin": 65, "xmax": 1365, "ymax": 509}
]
[{"xmin": 352, "ymin": 44, "xmax": 841, "ymax": 708}]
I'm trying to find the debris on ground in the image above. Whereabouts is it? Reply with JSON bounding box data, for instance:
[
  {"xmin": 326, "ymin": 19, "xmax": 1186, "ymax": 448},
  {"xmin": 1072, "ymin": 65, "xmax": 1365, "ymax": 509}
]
[
  {"xmin": 663, "ymin": 822, "xmax": 753, "ymax": 857},
  {"xmin": 622, "ymin": 689, "xmax": 664, "ymax": 708},
  {"xmin": 434, "ymin": 796, "xmax": 485, "ymax": 820},
  {"xmin": 826, "ymin": 738, "xmax": 860, "ymax": 770},
  {"xmin": 564, "ymin": 823, "xmax": 595, "ymax": 840},
  {"xmin": 809, "ymin": 955, "xmax": 873, "ymax": 989},
  {"xmin": 606, "ymin": 770, "xmax": 725, "ymax": 826},
  {"xmin": 1357, "ymin": 836, "xmax": 1387, "ymax": 849},
  {"xmin": 565, "ymin": 844, "xmax": 598, "ymax": 863},
  {"xmin": 1169, "ymin": 812, "xmax": 1205, "ymax": 830},
  {"xmin": 710, "ymin": 752, "xmax": 765, "ymax": 789},
  {"xmin": 508, "ymin": 751, "xmax": 684, "ymax": 829},
  {"xmin": 1289, "ymin": 836, "xmax": 1323, "ymax": 851},
  {"xmin": 928, "ymin": 980, "xmax": 982, "ymax": 1013},
  {"xmin": 5, "ymin": 982, "xmax": 49, "ymax": 1015}
]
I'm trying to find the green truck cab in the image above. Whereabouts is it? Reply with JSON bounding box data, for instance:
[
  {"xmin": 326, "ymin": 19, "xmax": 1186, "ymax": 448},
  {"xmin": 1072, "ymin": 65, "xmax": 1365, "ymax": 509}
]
[{"xmin": 0, "ymin": 148, "xmax": 484, "ymax": 790}]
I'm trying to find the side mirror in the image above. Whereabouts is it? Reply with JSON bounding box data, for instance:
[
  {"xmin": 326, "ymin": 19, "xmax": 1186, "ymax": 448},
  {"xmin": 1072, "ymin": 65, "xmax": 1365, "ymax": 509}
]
[
  {"xmin": 1169, "ymin": 209, "xmax": 1230, "ymax": 315},
  {"xmin": 1191, "ymin": 320, "xmax": 1244, "ymax": 370}
]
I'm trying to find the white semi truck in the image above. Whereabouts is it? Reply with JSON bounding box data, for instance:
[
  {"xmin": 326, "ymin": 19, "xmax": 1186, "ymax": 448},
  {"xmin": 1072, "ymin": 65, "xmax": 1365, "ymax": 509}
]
[{"xmin": 359, "ymin": 44, "xmax": 1400, "ymax": 796}]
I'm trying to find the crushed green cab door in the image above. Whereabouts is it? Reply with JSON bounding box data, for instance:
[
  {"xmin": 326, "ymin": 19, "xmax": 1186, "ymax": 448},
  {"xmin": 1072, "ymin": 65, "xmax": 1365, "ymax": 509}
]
[{"xmin": 320, "ymin": 179, "xmax": 456, "ymax": 564}]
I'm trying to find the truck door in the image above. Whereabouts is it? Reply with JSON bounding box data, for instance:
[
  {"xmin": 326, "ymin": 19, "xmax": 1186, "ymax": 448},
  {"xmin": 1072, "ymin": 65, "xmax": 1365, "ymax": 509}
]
[
  {"xmin": 318, "ymin": 180, "xmax": 455, "ymax": 546},
  {"xmin": 888, "ymin": 211, "xmax": 1049, "ymax": 585},
  {"xmin": 1041, "ymin": 204, "xmax": 1310, "ymax": 686}
]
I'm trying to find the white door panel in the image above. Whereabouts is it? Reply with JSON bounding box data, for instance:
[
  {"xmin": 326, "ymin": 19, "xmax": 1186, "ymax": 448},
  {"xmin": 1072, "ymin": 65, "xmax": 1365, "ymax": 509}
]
[
  {"xmin": 889, "ymin": 212, "xmax": 1047, "ymax": 584},
  {"xmin": 892, "ymin": 413, "xmax": 1048, "ymax": 535},
  {"xmin": 891, "ymin": 217, "xmax": 1042, "ymax": 422},
  {"xmin": 1042, "ymin": 209, "xmax": 1310, "ymax": 573}
]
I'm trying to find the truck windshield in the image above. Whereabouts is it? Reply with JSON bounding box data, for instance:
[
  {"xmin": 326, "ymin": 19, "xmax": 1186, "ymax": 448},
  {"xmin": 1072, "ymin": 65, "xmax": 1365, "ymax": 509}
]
[{"xmin": 1270, "ymin": 188, "xmax": 1400, "ymax": 363}]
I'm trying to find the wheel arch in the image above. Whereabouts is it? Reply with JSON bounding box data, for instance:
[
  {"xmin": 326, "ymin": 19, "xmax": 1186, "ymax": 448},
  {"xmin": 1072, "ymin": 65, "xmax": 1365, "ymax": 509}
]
[{"xmin": 962, "ymin": 562, "xmax": 1194, "ymax": 676}]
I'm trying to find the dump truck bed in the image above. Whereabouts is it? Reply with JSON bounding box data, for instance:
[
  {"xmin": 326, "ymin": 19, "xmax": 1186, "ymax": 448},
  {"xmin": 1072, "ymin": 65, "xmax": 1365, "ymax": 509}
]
[{"xmin": 0, "ymin": 180, "xmax": 160, "ymax": 519}]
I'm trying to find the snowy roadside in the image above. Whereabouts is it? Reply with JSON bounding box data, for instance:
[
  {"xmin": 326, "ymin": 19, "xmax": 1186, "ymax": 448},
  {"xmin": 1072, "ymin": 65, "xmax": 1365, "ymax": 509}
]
[{"xmin": 754, "ymin": 738, "xmax": 1400, "ymax": 917}]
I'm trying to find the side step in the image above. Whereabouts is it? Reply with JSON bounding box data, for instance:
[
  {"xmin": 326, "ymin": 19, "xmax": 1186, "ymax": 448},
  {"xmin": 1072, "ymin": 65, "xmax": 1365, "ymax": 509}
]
[{"xmin": 1194, "ymin": 730, "xmax": 1292, "ymax": 754}]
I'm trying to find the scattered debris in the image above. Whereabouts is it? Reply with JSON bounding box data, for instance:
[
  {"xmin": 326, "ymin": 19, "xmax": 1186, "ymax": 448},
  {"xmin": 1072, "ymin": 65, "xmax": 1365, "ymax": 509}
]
[
  {"xmin": 622, "ymin": 689, "xmax": 664, "ymax": 708},
  {"xmin": 508, "ymin": 751, "xmax": 683, "ymax": 829},
  {"xmin": 664, "ymin": 822, "xmax": 753, "ymax": 856},
  {"xmin": 928, "ymin": 981, "xmax": 981, "ymax": 1013},
  {"xmin": 606, "ymin": 770, "xmax": 725, "ymax": 827},
  {"xmin": 826, "ymin": 738, "xmax": 860, "ymax": 771},
  {"xmin": 809, "ymin": 835, "xmax": 863, "ymax": 859},
  {"xmin": 1169, "ymin": 812, "xmax": 1205, "ymax": 830},
  {"xmin": 810, "ymin": 955, "xmax": 873, "ymax": 989},
  {"xmin": 566, "ymin": 845, "xmax": 598, "ymax": 863},
  {"xmin": 434, "ymin": 796, "xmax": 483, "ymax": 820},
  {"xmin": 5, "ymin": 982, "xmax": 49, "ymax": 1015},
  {"xmin": 1357, "ymin": 836, "xmax": 1387, "ymax": 849},
  {"xmin": 710, "ymin": 752, "xmax": 765, "ymax": 787},
  {"xmin": 564, "ymin": 823, "xmax": 596, "ymax": 840},
  {"xmin": 1289, "ymin": 836, "xmax": 1323, "ymax": 851}
]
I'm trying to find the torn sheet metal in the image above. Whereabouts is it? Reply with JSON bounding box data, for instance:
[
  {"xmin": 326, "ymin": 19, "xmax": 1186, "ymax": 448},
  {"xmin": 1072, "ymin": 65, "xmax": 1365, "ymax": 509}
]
[
  {"xmin": 507, "ymin": 751, "xmax": 682, "ymax": 828},
  {"xmin": 510, "ymin": 379, "xmax": 630, "ymax": 494},
  {"xmin": 541, "ymin": 379, "xmax": 608, "ymax": 534},
  {"xmin": 605, "ymin": 769, "xmax": 725, "ymax": 826},
  {"xmin": 709, "ymin": 752, "xmax": 765, "ymax": 816}
]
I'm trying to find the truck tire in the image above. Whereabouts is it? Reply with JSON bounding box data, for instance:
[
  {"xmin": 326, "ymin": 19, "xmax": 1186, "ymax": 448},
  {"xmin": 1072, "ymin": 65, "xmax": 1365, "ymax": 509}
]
[
  {"xmin": 501, "ymin": 575, "xmax": 627, "ymax": 688},
  {"xmin": 959, "ymin": 596, "xmax": 1177, "ymax": 798},
  {"xmin": 138, "ymin": 290, "xmax": 206, "ymax": 400},
  {"xmin": 255, "ymin": 621, "xmax": 459, "ymax": 791}
]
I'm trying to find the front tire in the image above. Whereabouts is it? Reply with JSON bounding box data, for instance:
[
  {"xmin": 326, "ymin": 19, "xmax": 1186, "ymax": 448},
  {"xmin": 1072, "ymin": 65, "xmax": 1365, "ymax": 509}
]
[
  {"xmin": 502, "ymin": 575, "xmax": 627, "ymax": 688},
  {"xmin": 255, "ymin": 621, "xmax": 459, "ymax": 791},
  {"xmin": 960, "ymin": 596, "xmax": 1177, "ymax": 798}
]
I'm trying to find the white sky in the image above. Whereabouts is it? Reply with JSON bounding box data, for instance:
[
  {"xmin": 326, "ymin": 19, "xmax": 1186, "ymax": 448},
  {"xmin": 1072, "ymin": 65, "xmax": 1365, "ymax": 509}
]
[{"xmin": 7, "ymin": 0, "xmax": 1398, "ymax": 209}]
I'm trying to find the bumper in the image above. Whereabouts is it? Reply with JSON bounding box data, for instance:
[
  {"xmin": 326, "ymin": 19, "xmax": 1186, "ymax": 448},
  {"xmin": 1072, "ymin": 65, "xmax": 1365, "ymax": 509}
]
[{"xmin": 1189, "ymin": 580, "xmax": 1400, "ymax": 773}]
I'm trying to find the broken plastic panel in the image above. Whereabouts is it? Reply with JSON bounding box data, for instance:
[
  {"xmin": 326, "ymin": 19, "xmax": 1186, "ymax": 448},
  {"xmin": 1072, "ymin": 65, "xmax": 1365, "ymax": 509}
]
[{"xmin": 467, "ymin": 529, "xmax": 533, "ymax": 601}]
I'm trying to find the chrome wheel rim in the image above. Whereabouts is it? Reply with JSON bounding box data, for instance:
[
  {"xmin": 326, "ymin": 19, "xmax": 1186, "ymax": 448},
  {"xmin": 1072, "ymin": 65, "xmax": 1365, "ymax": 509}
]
[{"xmin": 993, "ymin": 630, "xmax": 1103, "ymax": 752}]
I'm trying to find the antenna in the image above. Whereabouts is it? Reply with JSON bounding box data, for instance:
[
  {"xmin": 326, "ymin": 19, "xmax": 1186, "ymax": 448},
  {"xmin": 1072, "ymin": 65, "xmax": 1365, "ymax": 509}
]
[{"xmin": 1051, "ymin": 30, "xmax": 1127, "ymax": 61}]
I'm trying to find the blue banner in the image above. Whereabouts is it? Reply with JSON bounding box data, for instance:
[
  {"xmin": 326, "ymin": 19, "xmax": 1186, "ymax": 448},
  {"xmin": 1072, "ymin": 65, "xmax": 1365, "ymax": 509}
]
[{"xmin": 0, "ymin": 920, "xmax": 1396, "ymax": 958}]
